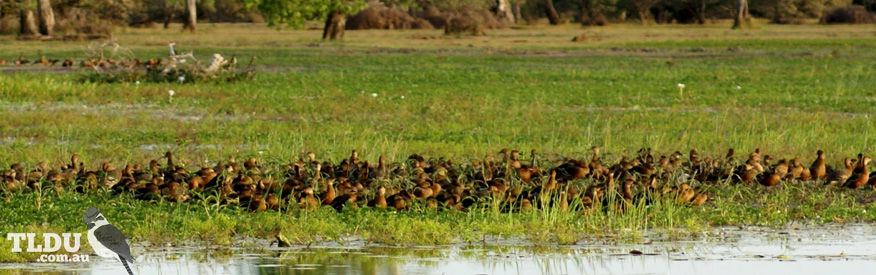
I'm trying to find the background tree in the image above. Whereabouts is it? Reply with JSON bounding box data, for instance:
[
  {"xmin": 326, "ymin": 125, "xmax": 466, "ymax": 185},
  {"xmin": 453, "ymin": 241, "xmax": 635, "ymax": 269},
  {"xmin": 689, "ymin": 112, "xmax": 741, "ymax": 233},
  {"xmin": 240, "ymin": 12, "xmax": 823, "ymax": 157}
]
[
  {"xmin": 183, "ymin": 0, "xmax": 196, "ymax": 31},
  {"xmin": 543, "ymin": 0, "xmax": 561, "ymax": 23},
  {"xmin": 495, "ymin": 0, "xmax": 516, "ymax": 23},
  {"xmin": 36, "ymin": 0, "xmax": 54, "ymax": 36},
  {"xmin": 243, "ymin": 0, "xmax": 368, "ymax": 40},
  {"xmin": 625, "ymin": 0, "xmax": 660, "ymax": 23},
  {"xmin": 732, "ymin": 0, "xmax": 749, "ymax": 28},
  {"xmin": 577, "ymin": 0, "xmax": 617, "ymax": 25},
  {"xmin": 20, "ymin": 9, "xmax": 40, "ymax": 36}
]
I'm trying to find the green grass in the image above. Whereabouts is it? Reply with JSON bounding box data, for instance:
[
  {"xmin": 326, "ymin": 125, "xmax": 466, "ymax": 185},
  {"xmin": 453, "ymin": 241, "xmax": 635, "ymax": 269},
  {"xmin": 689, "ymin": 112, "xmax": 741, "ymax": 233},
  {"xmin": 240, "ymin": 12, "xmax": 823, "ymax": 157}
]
[
  {"xmin": 1, "ymin": 23, "xmax": 875, "ymax": 262},
  {"xmin": 0, "ymin": 24, "xmax": 874, "ymax": 164},
  {"xmin": 2, "ymin": 180, "xmax": 875, "ymax": 262}
]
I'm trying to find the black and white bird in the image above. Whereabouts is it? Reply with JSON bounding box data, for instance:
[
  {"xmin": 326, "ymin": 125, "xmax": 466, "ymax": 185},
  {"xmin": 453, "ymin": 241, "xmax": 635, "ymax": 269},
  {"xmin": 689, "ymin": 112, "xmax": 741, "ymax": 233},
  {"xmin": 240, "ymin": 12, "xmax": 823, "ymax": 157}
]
[{"xmin": 84, "ymin": 207, "xmax": 134, "ymax": 275}]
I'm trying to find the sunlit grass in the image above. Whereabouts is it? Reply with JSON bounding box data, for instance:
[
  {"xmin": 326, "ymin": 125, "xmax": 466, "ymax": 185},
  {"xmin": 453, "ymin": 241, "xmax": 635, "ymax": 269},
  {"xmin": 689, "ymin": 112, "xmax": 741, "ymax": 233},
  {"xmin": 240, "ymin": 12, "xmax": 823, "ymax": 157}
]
[{"xmin": 1, "ymin": 23, "xmax": 875, "ymax": 262}]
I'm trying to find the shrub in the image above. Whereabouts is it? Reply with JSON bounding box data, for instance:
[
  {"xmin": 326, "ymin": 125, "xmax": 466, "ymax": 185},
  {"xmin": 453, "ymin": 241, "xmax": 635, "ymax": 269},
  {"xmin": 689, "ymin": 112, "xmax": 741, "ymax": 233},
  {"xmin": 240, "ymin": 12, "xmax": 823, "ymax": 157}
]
[{"xmin": 821, "ymin": 5, "xmax": 875, "ymax": 23}]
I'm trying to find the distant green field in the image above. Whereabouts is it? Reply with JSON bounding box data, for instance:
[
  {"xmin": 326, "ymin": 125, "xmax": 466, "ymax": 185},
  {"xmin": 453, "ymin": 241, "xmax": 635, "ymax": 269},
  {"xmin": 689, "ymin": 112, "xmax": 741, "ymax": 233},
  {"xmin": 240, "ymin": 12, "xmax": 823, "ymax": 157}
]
[
  {"xmin": 1, "ymin": 24, "xmax": 875, "ymax": 261},
  {"xmin": 1, "ymin": 23, "xmax": 875, "ymax": 166}
]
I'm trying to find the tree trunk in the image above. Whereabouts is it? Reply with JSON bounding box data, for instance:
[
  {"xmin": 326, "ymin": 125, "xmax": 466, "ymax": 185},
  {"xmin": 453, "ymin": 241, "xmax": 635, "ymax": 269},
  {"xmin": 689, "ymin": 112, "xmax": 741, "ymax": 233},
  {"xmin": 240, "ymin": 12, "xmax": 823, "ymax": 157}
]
[
  {"xmin": 543, "ymin": 0, "xmax": 560, "ymax": 25},
  {"xmin": 732, "ymin": 0, "xmax": 748, "ymax": 29},
  {"xmin": 496, "ymin": 0, "xmax": 515, "ymax": 24},
  {"xmin": 36, "ymin": 0, "xmax": 55, "ymax": 36},
  {"xmin": 696, "ymin": 0, "xmax": 706, "ymax": 24},
  {"xmin": 19, "ymin": 10, "xmax": 39, "ymax": 36},
  {"xmin": 322, "ymin": 11, "xmax": 346, "ymax": 40},
  {"xmin": 163, "ymin": 1, "xmax": 176, "ymax": 29},
  {"xmin": 512, "ymin": 1, "xmax": 522, "ymax": 24},
  {"xmin": 183, "ymin": 0, "xmax": 196, "ymax": 32}
]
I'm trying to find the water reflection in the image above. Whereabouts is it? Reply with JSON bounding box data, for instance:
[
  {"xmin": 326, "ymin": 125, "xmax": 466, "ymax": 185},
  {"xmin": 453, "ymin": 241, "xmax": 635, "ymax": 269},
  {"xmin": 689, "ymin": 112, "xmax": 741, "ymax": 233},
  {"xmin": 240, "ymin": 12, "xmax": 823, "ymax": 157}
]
[{"xmin": 3, "ymin": 224, "xmax": 875, "ymax": 275}]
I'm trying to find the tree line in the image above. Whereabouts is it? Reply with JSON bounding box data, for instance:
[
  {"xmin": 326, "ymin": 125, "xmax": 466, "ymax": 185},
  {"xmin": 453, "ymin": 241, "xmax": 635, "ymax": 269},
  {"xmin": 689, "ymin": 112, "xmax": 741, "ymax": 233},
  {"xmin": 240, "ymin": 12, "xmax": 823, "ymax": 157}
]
[{"xmin": 1, "ymin": 0, "xmax": 873, "ymax": 40}]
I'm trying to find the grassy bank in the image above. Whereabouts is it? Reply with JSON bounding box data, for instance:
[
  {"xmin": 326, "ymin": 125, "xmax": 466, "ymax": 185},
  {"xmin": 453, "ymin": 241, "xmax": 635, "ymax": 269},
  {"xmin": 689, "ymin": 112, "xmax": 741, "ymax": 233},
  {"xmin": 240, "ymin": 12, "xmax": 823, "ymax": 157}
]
[{"xmin": 2, "ymin": 179, "xmax": 875, "ymax": 262}]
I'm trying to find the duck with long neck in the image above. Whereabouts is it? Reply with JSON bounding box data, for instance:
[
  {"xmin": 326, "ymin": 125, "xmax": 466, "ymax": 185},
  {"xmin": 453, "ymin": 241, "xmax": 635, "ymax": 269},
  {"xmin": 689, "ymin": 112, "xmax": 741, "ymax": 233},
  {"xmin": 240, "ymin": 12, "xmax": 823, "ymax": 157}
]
[
  {"xmin": 370, "ymin": 186, "xmax": 387, "ymax": 209},
  {"xmin": 306, "ymin": 152, "xmax": 316, "ymax": 165},
  {"xmin": 350, "ymin": 150, "xmax": 360, "ymax": 167},
  {"xmin": 589, "ymin": 146, "xmax": 606, "ymax": 179},
  {"xmin": 844, "ymin": 154, "xmax": 870, "ymax": 189},
  {"xmin": 810, "ymin": 150, "xmax": 826, "ymax": 180},
  {"xmin": 311, "ymin": 163, "xmax": 322, "ymax": 185},
  {"xmin": 164, "ymin": 152, "xmax": 176, "ymax": 171},
  {"xmin": 507, "ymin": 150, "xmax": 520, "ymax": 168},
  {"xmin": 374, "ymin": 155, "xmax": 387, "ymax": 180},
  {"xmin": 543, "ymin": 169, "xmax": 557, "ymax": 191},
  {"xmin": 321, "ymin": 178, "xmax": 336, "ymax": 205},
  {"xmin": 299, "ymin": 187, "xmax": 319, "ymax": 210},
  {"xmin": 69, "ymin": 154, "xmax": 81, "ymax": 175},
  {"xmin": 481, "ymin": 154, "xmax": 494, "ymax": 182}
]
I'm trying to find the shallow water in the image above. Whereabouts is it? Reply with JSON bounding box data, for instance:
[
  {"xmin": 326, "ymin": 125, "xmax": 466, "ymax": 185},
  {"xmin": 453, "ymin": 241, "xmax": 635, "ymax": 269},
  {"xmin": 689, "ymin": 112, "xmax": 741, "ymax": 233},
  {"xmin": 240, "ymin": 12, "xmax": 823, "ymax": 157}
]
[{"xmin": 3, "ymin": 224, "xmax": 876, "ymax": 275}]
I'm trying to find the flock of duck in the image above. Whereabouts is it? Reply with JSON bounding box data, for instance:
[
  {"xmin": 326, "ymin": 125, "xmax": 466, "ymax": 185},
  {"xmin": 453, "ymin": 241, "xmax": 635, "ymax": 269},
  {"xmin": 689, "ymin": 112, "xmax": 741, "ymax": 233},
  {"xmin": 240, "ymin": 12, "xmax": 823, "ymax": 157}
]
[
  {"xmin": 1, "ymin": 147, "xmax": 872, "ymax": 213},
  {"xmin": 0, "ymin": 55, "xmax": 161, "ymax": 69}
]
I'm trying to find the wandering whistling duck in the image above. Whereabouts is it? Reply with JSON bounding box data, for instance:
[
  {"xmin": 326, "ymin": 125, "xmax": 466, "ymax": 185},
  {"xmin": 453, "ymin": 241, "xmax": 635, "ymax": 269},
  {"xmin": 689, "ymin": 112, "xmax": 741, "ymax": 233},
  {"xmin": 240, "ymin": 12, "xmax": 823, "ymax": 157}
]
[
  {"xmin": 249, "ymin": 193, "xmax": 267, "ymax": 212},
  {"xmin": 37, "ymin": 56, "xmax": 58, "ymax": 66},
  {"xmin": 868, "ymin": 171, "xmax": 876, "ymax": 187},
  {"xmin": 843, "ymin": 154, "xmax": 870, "ymax": 189},
  {"xmin": 759, "ymin": 159, "xmax": 786, "ymax": 187},
  {"xmin": 691, "ymin": 193, "xmax": 708, "ymax": 206},
  {"xmin": 556, "ymin": 155, "xmax": 590, "ymax": 181},
  {"xmin": 320, "ymin": 178, "xmax": 336, "ymax": 205},
  {"xmin": 589, "ymin": 146, "xmax": 609, "ymax": 180},
  {"xmin": 100, "ymin": 162, "xmax": 121, "ymax": 189},
  {"xmin": 827, "ymin": 157, "xmax": 855, "ymax": 185},
  {"xmin": 330, "ymin": 189, "xmax": 359, "ymax": 212},
  {"xmin": 675, "ymin": 184, "xmax": 696, "ymax": 203},
  {"xmin": 298, "ymin": 187, "xmax": 319, "ymax": 210},
  {"xmin": 510, "ymin": 150, "xmax": 538, "ymax": 182},
  {"xmin": 369, "ymin": 186, "xmax": 388, "ymax": 209},
  {"xmin": 387, "ymin": 190, "xmax": 412, "ymax": 210},
  {"xmin": 3, "ymin": 169, "xmax": 22, "ymax": 193},
  {"xmin": 810, "ymin": 150, "xmax": 827, "ymax": 181},
  {"xmin": 266, "ymin": 193, "xmax": 279, "ymax": 210},
  {"xmin": 25, "ymin": 162, "xmax": 48, "ymax": 187},
  {"xmin": 15, "ymin": 55, "xmax": 29, "ymax": 65},
  {"xmin": 373, "ymin": 155, "xmax": 387, "ymax": 180}
]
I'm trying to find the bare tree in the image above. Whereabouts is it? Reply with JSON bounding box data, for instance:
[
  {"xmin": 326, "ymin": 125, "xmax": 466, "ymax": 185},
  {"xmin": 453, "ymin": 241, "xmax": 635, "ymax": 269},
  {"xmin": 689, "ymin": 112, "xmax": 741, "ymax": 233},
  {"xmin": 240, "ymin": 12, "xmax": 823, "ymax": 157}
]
[
  {"xmin": 732, "ymin": 0, "xmax": 749, "ymax": 28},
  {"xmin": 543, "ymin": 0, "xmax": 560, "ymax": 24},
  {"xmin": 19, "ymin": 9, "xmax": 39, "ymax": 36},
  {"xmin": 631, "ymin": 0, "xmax": 660, "ymax": 24},
  {"xmin": 183, "ymin": 0, "xmax": 196, "ymax": 32},
  {"xmin": 323, "ymin": 10, "xmax": 346, "ymax": 40},
  {"xmin": 496, "ymin": 0, "xmax": 515, "ymax": 24},
  {"xmin": 36, "ymin": 0, "xmax": 55, "ymax": 36},
  {"xmin": 163, "ymin": 0, "xmax": 176, "ymax": 29},
  {"xmin": 696, "ymin": 0, "xmax": 707, "ymax": 24},
  {"xmin": 511, "ymin": 0, "xmax": 522, "ymax": 22}
]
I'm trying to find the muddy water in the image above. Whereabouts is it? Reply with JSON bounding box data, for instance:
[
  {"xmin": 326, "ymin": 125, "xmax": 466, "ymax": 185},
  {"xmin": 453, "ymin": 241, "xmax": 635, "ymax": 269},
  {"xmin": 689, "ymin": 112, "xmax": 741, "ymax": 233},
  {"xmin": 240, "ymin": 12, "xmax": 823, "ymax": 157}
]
[{"xmin": 3, "ymin": 224, "xmax": 875, "ymax": 275}]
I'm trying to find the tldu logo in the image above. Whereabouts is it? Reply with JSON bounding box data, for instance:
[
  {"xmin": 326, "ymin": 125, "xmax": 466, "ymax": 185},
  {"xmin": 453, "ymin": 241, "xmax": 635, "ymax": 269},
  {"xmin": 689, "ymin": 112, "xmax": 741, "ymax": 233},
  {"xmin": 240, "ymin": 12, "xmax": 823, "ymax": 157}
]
[
  {"xmin": 5, "ymin": 233, "xmax": 82, "ymax": 253},
  {"xmin": 5, "ymin": 207, "xmax": 134, "ymax": 275}
]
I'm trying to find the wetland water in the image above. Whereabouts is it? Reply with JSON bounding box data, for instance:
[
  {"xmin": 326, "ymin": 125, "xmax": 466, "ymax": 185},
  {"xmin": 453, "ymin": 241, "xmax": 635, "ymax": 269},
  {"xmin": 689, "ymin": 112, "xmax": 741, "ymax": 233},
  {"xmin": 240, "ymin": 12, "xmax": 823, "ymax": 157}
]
[{"xmin": 3, "ymin": 224, "xmax": 875, "ymax": 275}]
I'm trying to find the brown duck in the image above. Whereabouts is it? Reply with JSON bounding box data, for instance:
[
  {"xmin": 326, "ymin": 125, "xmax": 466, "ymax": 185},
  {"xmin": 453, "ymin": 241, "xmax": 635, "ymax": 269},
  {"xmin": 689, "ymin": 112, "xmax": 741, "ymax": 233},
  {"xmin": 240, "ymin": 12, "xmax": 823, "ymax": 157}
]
[
  {"xmin": 843, "ymin": 154, "xmax": 870, "ymax": 189},
  {"xmin": 810, "ymin": 150, "xmax": 827, "ymax": 180},
  {"xmin": 369, "ymin": 186, "xmax": 388, "ymax": 209}
]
